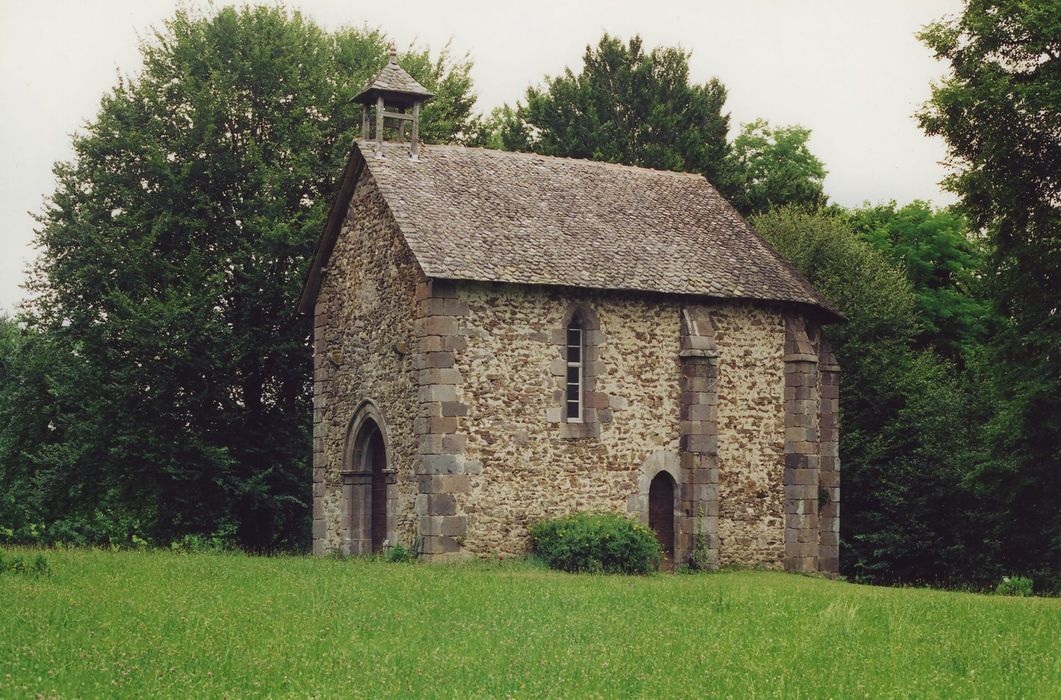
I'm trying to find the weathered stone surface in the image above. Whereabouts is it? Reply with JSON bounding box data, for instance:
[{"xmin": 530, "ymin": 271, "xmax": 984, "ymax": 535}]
[
  {"xmin": 312, "ymin": 172, "xmax": 421, "ymax": 555},
  {"xmin": 783, "ymin": 315, "xmax": 821, "ymax": 572},
  {"xmin": 449, "ymin": 283, "xmax": 680, "ymax": 555},
  {"xmin": 817, "ymin": 336, "xmax": 841, "ymax": 575},
  {"xmin": 713, "ymin": 306, "xmax": 787, "ymax": 567},
  {"xmin": 309, "ymin": 157, "xmax": 838, "ymax": 572},
  {"xmin": 678, "ymin": 309, "xmax": 720, "ymax": 568},
  {"xmin": 441, "ymin": 284, "xmax": 794, "ymax": 566}
]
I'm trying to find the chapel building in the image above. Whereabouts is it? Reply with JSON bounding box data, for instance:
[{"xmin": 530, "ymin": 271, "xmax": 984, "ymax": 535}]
[{"xmin": 299, "ymin": 51, "xmax": 842, "ymax": 573}]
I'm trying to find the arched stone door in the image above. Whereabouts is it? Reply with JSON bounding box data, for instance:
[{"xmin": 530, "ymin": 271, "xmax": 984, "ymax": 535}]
[
  {"xmin": 365, "ymin": 424, "xmax": 388, "ymax": 552},
  {"xmin": 342, "ymin": 404, "xmax": 393, "ymax": 555},
  {"xmin": 649, "ymin": 471, "xmax": 676, "ymax": 570}
]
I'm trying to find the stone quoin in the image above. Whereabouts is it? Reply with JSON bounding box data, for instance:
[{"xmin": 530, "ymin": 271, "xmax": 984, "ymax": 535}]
[{"xmin": 298, "ymin": 54, "xmax": 842, "ymax": 572}]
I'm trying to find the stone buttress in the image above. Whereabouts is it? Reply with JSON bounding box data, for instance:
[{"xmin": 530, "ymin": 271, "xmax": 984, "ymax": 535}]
[
  {"xmin": 413, "ymin": 280, "xmax": 474, "ymax": 559},
  {"xmin": 678, "ymin": 307, "xmax": 720, "ymax": 567}
]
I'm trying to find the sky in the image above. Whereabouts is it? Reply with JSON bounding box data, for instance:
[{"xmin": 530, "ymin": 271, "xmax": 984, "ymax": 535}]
[{"xmin": 0, "ymin": 0, "xmax": 964, "ymax": 314}]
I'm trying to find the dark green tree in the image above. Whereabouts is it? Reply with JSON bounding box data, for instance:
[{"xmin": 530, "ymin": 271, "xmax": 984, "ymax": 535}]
[
  {"xmin": 754, "ymin": 207, "xmax": 988, "ymax": 586},
  {"xmin": 847, "ymin": 201, "xmax": 994, "ymax": 359},
  {"xmin": 919, "ymin": 0, "xmax": 1060, "ymax": 585},
  {"xmin": 18, "ymin": 6, "xmax": 476, "ymax": 549},
  {"xmin": 726, "ymin": 119, "xmax": 827, "ymax": 215},
  {"xmin": 477, "ymin": 34, "xmax": 733, "ymax": 190},
  {"xmin": 0, "ymin": 316, "xmax": 52, "ymax": 542}
]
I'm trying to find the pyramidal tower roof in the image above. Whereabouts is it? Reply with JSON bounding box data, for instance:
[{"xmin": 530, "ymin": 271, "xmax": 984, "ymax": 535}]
[{"xmin": 353, "ymin": 46, "xmax": 434, "ymax": 107}]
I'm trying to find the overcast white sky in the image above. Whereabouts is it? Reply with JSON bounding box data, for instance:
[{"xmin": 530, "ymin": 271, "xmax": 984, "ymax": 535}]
[{"xmin": 0, "ymin": 0, "xmax": 962, "ymax": 313}]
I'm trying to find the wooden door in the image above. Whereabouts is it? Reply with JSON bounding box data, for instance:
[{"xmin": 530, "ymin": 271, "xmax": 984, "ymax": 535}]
[
  {"xmin": 369, "ymin": 429, "xmax": 388, "ymax": 553},
  {"xmin": 649, "ymin": 472, "xmax": 675, "ymax": 570}
]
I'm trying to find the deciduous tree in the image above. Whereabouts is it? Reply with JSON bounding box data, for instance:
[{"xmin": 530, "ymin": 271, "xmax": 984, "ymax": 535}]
[
  {"xmin": 754, "ymin": 207, "xmax": 987, "ymax": 586},
  {"xmin": 919, "ymin": 0, "xmax": 1060, "ymax": 585},
  {"xmin": 476, "ymin": 34, "xmax": 734, "ymax": 190},
  {"xmin": 726, "ymin": 119, "xmax": 827, "ymax": 215},
  {"xmin": 17, "ymin": 6, "xmax": 477, "ymax": 549},
  {"xmin": 847, "ymin": 201, "xmax": 994, "ymax": 359}
]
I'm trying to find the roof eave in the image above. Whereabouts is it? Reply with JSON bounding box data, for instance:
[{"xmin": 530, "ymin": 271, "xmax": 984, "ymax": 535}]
[
  {"xmin": 353, "ymin": 87, "xmax": 434, "ymax": 106},
  {"xmin": 414, "ymin": 271, "xmax": 846, "ymax": 324}
]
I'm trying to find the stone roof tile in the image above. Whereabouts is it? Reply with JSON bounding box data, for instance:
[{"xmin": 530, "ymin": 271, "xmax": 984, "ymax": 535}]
[
  {"xmin": 353, "ymin": 53, "xmax": 433, "ymax": 105},
  {"xmin": 359, "ymin": 141, "xmax": 839, "ymax": 316}
]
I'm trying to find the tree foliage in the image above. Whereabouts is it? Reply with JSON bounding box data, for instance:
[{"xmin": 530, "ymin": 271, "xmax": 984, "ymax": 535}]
[
  {"xmin": 8, "ymin": 6, "xmax": 476, "ymax": 550},
  {"xmin": 726, "ymin": 119, "xmax": 827, "ymax": 215},
  {"xmin": 753, "ymin": 208, "xmax": 989, "ymax": 585},
  {"xmin": 475, "ymin": 35, "xmax": 831, "ymax": 214},
  {"xmin": 848, "ymin": 201, "xmax": 994, "ymax": 359},
  {"xmin": 918, "ymin": 0, "xmax": 1060, "ymax": 585},
  {"xmin": 474, "ymin": 34, "xmax": 734, "ymax": 189}
]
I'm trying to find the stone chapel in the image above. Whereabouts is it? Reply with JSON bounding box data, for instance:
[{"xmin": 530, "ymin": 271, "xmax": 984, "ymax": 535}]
[{"xmin": 298, "ymin": 50, "xmax": 842, "ymax": 573}]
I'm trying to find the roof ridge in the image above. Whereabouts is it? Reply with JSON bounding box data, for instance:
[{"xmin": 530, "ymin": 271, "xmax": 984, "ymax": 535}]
[{"xmin": 353, "ymin": 140, "xmax": 707, "ymax": 180}]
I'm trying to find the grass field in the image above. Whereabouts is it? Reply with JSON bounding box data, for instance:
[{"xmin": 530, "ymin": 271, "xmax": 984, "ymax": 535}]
[{"xmin": 1, "ymin": 548, "xmax": 1058, "ymax": 698}]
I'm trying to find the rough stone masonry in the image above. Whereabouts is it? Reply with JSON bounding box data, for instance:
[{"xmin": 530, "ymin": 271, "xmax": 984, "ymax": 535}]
[{"xmin": 299, "ymin": 47, "xmax": 840, "ymax": 574}]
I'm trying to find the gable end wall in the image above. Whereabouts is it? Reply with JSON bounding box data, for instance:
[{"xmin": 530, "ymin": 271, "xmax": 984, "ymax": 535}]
[
  {"xmin": 312, "ymin": 171, "xmax": 423, "ymax": 554},
  {"xmin": 308, "ymin": 174, "xmax": 835, "ymax": 570}
]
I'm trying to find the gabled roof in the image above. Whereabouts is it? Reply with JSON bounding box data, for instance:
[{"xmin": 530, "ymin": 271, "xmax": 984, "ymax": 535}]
[
  {"xmin": 298, "ymin": 142, "xmax": 840, "ymax": 319},
  {"xmin": 353, "ymin": 51, "xmax": 433, "ymax": 107}
]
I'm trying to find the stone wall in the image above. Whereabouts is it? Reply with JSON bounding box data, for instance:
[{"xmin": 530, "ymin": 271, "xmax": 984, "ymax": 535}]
[
  {"xmin": 678, "ymin": 307, "xmax": 720, "ymax": 567},
  {"xmin": 448, "ymin": 283, "xmax": 789, "ymax": 564},
  {"xmin": 711, "ymin": 305, "xmax": 788, "ymax": 566},
  {"xmin": 312, "ymin": 172, "xmax": 423, "ymax": 554},
  {"xmin": 817, "ymin": 337, "xmax": 841, "ymax": 574},
  {"xmin": 309, "ymin": 181, "xmax": 835, "ymax": 569},
  {"xmin": 783, "ymin": 315, "xmax": 821, "ymax": 572}
]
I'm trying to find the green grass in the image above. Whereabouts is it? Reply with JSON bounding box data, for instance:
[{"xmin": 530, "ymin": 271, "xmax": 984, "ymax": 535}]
[{"xmin": 1, "ymin": 549, "xmax": 1058, "ymax": 698}]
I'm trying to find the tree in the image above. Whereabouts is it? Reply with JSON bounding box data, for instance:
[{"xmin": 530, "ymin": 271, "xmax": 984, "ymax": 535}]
[
  {"xmin": 17, "ymin": 6, "xmax": 477, "ymax": 549},
  {"xmin": 726, "ymin": 119, "xmax": 827, "ymax": 215},
  {"xmin": 478, "ymin": 34, "xmax": 734, "ymax": 189},
  {"xmin": 468, "ymin": 105, "xmax": 522, "ymax": 152},
  {"xmin": 753, "ymin": 207, "xmax": 988, "ymax": 586},
  {"xmin": 919, "ymin": 0, "xmax": 1060, "ymax": 585},
  {"xmin": 0, "ymin": 316, "xmax": 52, "ymax": 542},
  {"xmin": 847, "ymin": 201, "xmax": 994, "ymax": 359}
]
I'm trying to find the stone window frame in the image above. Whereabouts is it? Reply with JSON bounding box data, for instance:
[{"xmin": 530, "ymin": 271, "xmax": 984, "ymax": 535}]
[
  {"xmin": 565, "ymin": 313, "xmax": 585, "ymax": 422},
  {"xmin": 551, "ymin": 303, "xmax": 604, "ymax": 440}
]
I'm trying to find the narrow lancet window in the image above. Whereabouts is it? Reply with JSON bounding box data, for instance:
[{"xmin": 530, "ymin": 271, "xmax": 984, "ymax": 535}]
[{"xmin": 566, "ymin": 315, "xmax": 584, "ymax": 421}]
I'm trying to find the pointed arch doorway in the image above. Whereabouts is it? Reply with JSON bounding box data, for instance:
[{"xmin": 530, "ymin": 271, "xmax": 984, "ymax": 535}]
[
  {"xmin": 342, "ymin": 404, "xmax": 393, "ymax": 555},
  {"xmin": 360, "ymin": 421, "xmax": 389, "ymax": 553},
  {"xmin": 649, "ymin": 471, "xmax": 676, "ymax": 570}
]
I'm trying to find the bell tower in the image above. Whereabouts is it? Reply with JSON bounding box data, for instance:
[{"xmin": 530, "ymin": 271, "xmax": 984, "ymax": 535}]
[{"xmin": 353, "ymin": 45, "xmax": 434, "ymax": 158}]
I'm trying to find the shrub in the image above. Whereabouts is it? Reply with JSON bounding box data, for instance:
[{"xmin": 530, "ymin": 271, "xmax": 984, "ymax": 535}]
[
  {"xmin": 995, "ymin": 576, "xmax": 1034, "ymax": 597},
  {"xmin": 529, "ymin": 511, "xmax": 661, "ymax": 574},
  {"xmin": 0, "ymin": 552, "xmax": 51, "ymax": 577},
  {"xmin": 385, "ymin": 542, "xmax": 417, "ymax": 563},
  {"xmin": 169, "ymin": 531, "xmax": 236, "ymax": 554}
]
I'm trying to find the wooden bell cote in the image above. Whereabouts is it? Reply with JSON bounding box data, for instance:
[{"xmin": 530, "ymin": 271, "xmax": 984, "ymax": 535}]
[{"xmin": 353, "ymin": 45, "xmax": 434, "ymax": 158}]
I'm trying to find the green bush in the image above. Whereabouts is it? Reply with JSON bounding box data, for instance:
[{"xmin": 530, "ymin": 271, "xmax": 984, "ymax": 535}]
[
  {"xmin": 169, "ymin": 528, "xmax": 238, "ymax": 554},
  {"xmin": 0, "ymin": 551, "xmax": 50, "ymax": 577},
  {"xmin": 995, "ymin": 576, "xmax": 1034, "ymax": 597},
  {"xmin": 529, "ymin": 511, "xmax": 661, "ymax": 574},
  {"xmin": 385, "ymin": 542, "xmax": 417, "ymax": 563}
]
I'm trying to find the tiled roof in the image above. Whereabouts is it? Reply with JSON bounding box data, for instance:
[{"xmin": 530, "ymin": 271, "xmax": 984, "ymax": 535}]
[
  {"xmin": 353, "ymin": 54, "xmax": 433, "ymax": 104},
  {"xmin": 357, "ymin": 141, "xmax": 839, "ymax": 316}
]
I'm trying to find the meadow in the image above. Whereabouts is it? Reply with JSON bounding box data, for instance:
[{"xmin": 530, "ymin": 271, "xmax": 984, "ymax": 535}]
[{"xmin": 1, "ymin": 548, "xmax": 1058, "ymax": 698}]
